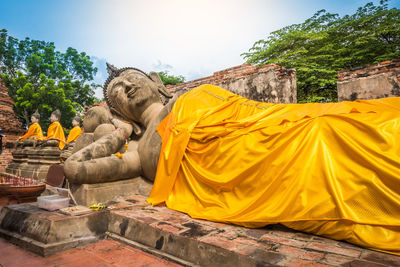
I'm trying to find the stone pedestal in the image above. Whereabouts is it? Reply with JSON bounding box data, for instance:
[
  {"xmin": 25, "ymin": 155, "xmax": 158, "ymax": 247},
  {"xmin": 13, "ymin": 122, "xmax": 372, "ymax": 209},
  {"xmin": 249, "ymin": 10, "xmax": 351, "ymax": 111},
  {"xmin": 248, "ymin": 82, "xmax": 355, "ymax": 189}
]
[
  {"xmin": 0, "ymin": 203, "xmax": 107, "ymax": 256},
  {"xmin": 60, "ymin": 143, "xmax": 75, "ymax": 162},
  {"xmin": 69, "ymin": 177, "xmax": 152, "ymax": 206},
  {"xmin": 6, "ymin": 140, "xmax": 61, "ymax": 181},
  {"xmin": 5, "ymin": 146, "xmax": 30, "ymax": 175}
]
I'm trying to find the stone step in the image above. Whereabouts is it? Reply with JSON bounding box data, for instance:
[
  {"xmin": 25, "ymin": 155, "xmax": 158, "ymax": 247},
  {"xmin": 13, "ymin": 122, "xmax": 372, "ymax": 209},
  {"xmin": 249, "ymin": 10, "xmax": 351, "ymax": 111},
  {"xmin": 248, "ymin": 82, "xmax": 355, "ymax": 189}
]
[{"xmin": 107, "ymin": 232, "xmax": 196, "ymax": 267}]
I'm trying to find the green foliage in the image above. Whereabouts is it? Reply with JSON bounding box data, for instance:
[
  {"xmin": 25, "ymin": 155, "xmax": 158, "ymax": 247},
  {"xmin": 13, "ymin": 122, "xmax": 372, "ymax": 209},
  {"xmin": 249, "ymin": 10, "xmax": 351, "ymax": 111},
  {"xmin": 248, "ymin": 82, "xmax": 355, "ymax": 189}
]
[
  {"xmin": 12, "ymin": 73, "xmax": 76, "ymax": 130},
  {"xmin": 0, "ymin": 29, "xmax": 98, "ymax": 129},
  {"xmin": 157, "ymin": 71, "xmax": 185, "ymax": 86},
  {"xmin": 242, "ymin": 0, "xmax": 400, "ymax": 102}
]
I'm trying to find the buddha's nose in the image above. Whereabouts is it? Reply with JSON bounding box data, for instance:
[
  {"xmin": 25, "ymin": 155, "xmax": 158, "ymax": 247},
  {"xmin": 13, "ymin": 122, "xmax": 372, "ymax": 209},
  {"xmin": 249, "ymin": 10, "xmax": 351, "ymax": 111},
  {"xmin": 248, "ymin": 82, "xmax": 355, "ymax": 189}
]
[{"xmin": 124, "ymin": 82, "xmax": 133, "ymax": 94}]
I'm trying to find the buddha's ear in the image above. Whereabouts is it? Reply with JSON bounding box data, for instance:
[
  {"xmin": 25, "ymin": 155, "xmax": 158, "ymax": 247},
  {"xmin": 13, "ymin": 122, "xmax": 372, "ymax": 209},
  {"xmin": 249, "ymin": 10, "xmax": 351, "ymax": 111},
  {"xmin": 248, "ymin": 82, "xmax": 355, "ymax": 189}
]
[{"xmin": 148, "ymin": 71, "xmax": 172, "ymax": 98}]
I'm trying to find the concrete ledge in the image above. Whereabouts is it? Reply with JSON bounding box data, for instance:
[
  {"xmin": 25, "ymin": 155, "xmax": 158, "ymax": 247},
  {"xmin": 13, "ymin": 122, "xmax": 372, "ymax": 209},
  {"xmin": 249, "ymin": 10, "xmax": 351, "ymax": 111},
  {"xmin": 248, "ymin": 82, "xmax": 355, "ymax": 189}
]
[
  {"xmin": 108, "ymin": 210, "xmax": 284, "ymax": 266},
  {"xmin": 70, "ymin": 177, "xmax": 152, "ymax": 206}
]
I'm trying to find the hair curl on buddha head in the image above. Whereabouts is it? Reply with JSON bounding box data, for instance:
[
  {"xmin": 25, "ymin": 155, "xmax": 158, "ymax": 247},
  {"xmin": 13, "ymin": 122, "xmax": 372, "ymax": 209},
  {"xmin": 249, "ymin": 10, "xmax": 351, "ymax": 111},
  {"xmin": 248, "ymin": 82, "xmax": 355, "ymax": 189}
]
[
  {"xmin": 51, "ymin": 109, "xmax": 61, "ymax": 120},
  {"xmin": 32, "ymin": 109, "xmax": 40, "ymax": 120}
]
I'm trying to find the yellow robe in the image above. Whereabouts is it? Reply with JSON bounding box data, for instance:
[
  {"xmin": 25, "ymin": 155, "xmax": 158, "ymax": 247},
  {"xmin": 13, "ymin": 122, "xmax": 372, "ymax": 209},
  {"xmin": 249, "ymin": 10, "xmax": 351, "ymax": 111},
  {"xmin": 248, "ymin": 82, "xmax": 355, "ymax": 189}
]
[
  {"xmin": 46, "ymin": 121, "xmax": 66, "ymax": 149},
  {"xmin": 19, "ymin": 122, "xmax": 44, "ymax": 141},
  {"xmin": 66, "ymin": 126, "xmax": 82, "ymax": 143},
  {"xmin": 148, "ymin": 84, "xmax": 400, "ymax": 255}
]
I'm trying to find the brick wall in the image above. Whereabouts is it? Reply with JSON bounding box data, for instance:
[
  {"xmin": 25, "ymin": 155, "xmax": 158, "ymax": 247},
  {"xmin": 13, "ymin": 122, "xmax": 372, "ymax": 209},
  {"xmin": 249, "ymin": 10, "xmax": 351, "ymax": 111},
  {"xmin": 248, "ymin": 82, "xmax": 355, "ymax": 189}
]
[
  {"xmin": 167, "ymin": 63, "xmax": 297, "ymax": 103},
  {"xmin": 337, "ymin": 59, "xmax": 400, "ymax": 101},
  {"xmin": 0, "ymin": 78, "xmax": 24, "ymax": 172}
]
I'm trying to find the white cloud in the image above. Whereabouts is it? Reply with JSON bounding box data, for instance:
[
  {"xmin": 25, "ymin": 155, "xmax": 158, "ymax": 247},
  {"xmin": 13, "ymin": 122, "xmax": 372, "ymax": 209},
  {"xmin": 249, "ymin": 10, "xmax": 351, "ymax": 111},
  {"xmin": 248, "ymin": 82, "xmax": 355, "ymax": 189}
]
[{"xmin": 152, "ymin": 60, "xmax": 173, "ymax": 71}]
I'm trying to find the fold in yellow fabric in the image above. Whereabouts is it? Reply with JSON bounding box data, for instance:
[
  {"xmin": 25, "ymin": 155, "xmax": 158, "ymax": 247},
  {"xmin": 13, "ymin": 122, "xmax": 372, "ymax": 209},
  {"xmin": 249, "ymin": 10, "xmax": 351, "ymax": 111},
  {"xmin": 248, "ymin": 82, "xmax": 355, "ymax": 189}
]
[
  {"xmin": 66, "ymin": 126, "xmax": 82, "ymax": 143},
  {"xmin": 46, "ymin": 121, "xmax": 66, "ymax": 149},
  {"xmin": 19, "ymin": 122, "xmax": 44, "ymax": 141},
  {"xmin": 148, "ymin": 84, "xmax": 400, "ymax": 255}
]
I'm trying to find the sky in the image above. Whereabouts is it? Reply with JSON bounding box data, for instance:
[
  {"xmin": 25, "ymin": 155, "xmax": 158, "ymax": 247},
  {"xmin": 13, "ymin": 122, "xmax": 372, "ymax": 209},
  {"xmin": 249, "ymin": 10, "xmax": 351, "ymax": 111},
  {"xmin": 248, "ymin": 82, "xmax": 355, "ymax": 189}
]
[{"xmin": 1, "ymin": 0, "xmax": 399, "ymax": 98}]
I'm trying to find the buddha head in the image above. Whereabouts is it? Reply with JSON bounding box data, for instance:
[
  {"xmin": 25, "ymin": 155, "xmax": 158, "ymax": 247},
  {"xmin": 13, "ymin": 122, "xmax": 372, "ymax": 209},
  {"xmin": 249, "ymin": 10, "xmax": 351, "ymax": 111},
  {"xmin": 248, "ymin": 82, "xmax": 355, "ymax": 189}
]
[
  {"xmin": 103, "ymin": 63, "xmax": 172, "ymax": 124},
  {"xmin": 31, "ymin": 110, "xmax": 40, "ymax": 123},
  {"xmin": 72, "ymin": 116, "xmax": 82, "ymax": 127},
  {"xmin": 50, "ymin": 109, "xmax": 61, "ymax": 122}
]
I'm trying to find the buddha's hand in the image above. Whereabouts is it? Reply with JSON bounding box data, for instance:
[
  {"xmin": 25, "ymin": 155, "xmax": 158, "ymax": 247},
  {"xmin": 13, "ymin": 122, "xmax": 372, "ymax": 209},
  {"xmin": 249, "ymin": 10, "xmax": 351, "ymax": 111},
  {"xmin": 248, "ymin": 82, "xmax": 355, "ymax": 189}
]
[{"xmin": 111, "ymin": 117, "xmax": 134, "ymax": 137}]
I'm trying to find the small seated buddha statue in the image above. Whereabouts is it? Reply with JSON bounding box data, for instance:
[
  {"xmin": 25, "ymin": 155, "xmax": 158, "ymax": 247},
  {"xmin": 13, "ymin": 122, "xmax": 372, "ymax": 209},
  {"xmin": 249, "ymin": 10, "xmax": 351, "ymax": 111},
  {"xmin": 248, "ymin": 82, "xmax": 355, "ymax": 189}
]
[
  {"xmin": 66, "ymin": 116, "xmax": 82, "ymax": 144},
  {"xmin": 46, "ymin": 109, "xmax": 66, "ymax": 149},
  {"xmin": 19, "ymin": 110, "xmax": 44, "ymax": 141}
]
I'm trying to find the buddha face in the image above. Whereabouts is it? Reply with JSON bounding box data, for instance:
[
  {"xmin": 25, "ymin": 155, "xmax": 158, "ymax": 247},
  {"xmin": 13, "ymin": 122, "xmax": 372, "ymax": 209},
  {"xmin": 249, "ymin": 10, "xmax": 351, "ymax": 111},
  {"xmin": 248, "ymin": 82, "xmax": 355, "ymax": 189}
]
[
  {"xmin": 31, "ymin": 115, "xmax": 39, "ymax": 123},
  {"xmin": 107, "ymin": 70, "xmax": 161, "ymax": 122},
  {"xmin": 72, "ymin": 119, "xmax": 79, "ymax": 127},
  {"xmin": 50, "ymin": 114, "xmax": 58, "ymax": 122}
]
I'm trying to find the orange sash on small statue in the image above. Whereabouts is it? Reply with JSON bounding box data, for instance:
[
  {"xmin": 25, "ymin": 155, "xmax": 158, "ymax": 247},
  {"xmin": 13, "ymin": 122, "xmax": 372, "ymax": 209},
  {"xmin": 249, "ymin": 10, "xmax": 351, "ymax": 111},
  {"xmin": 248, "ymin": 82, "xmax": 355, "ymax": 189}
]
[
  {"xmin": 66, "ymin": 126, "xmax": 82, "ymax": 143},
  {"xmin": 46, "ymin": 121, "xmax": 66, "ymax": 149},
  {"xmin": 19, "ymin": 122, "xmax": 44, "ymax": 141}
]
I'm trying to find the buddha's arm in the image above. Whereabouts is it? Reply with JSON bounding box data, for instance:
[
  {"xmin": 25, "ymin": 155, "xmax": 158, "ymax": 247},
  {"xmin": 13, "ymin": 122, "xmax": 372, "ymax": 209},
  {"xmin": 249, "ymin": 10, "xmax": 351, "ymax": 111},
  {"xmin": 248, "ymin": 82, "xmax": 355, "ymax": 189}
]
[{"xmin": 64, "ymin": 129, "xmax": 142, "ymax": 184}]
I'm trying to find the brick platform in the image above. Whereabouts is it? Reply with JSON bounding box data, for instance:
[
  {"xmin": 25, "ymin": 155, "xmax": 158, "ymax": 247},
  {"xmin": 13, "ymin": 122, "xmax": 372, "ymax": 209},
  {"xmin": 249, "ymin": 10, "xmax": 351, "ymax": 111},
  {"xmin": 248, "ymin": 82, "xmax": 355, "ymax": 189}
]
[{"xmin": 107, "ymin": 195, "xmax": 400, "ymax": 267}]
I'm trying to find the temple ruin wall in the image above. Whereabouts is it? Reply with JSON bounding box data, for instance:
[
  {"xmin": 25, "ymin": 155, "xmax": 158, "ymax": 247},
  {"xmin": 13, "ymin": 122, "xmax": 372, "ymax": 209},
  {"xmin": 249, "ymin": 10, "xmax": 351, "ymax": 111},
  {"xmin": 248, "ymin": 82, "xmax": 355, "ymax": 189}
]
[
  {"xmin": 0, "ymin": 78, "xmax": 25, "ymax": 172},
  {"xmin": 167, "ymin": 63, "xmax": 297, "ymax": 103},
  {"xmin": 337, "ymin": 59, "xmax": 400, "ymax": 101}
]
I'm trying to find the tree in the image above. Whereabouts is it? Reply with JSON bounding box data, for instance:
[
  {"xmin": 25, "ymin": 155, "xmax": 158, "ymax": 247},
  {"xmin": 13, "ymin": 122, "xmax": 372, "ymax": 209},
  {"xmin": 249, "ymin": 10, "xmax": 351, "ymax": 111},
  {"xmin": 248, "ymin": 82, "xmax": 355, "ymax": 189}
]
[
  {"xmin": 0, "ymin": 29, "xmax": 98, "ymax": 130},
  {"xmin": 242, "ymin": 0, "xmax": 400, "ymax": 102},
  {"xmin": 11, "ymin": 72, "xmax": 76, "ymax": 131},
  {"xmin": 157, "ymin": 71, "xmax": 185, "ymax": 86}
]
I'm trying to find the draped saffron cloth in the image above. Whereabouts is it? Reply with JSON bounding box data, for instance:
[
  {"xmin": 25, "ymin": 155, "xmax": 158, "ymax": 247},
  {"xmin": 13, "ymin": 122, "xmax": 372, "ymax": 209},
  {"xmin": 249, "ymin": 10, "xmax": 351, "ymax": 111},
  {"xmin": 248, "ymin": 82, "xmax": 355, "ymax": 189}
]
[
  {"xmin": 66, "ymin": 126, "xmax": 82, "ymax": 143},
  {"xmin": 46, "ymin": 121, "xmax": 66, "ymax": 149},
  {"xmin": 147, "ymin": 84, "xmax": 400, "ymax": 255},
  {"xmin": 19, "ymin": 122, "xmax": 44, "ymax": 141}
]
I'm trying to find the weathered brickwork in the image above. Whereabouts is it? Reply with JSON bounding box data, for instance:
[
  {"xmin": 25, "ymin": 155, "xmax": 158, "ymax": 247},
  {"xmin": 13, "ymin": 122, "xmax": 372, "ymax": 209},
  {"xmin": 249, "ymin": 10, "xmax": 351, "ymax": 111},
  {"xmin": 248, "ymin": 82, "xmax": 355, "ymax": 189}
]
[
  {"xmin": 338, "ymin": 59, "xmax": 400, "ymax": 101},
  {"xmin": 167, "ymin": 63, "xmax": 297, "ymax": 103},
  {"xmin": 0, "ymin": 78, "xmax": 24, "ymax": 172}
]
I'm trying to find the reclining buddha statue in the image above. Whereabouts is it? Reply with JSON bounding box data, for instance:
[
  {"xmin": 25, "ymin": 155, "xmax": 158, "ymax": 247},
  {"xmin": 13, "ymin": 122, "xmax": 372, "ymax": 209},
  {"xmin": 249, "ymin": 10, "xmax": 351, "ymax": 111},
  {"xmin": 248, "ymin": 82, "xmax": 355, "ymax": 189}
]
[{"xmin": 64, "ymin": 63, "xmax": 400, "ymax": 255}]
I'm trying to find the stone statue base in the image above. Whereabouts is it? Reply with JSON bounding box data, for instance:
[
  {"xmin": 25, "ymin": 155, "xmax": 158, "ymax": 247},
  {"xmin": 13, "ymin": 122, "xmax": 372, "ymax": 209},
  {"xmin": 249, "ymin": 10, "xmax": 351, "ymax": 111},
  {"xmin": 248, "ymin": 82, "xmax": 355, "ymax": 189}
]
[
  {"xmin": 0, "ymin": 203, "xmax": 107, "ymax": 256},
  {"xmin": 69, "ymin": 177, "xmax": 152, "ymax": 206},
  {"xmin": 6, "ymin": 139, "xmax": 61, "ymax": 181}
]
